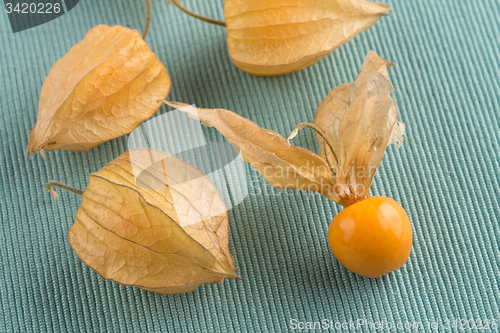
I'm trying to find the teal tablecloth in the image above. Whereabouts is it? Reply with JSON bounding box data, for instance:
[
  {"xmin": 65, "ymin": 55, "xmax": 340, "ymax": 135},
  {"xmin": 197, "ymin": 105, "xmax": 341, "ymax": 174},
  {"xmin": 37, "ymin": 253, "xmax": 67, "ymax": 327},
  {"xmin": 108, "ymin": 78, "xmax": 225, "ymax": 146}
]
[{"xmin": 1, "ymin": 0, "xmax": 499, "ymax": 331}]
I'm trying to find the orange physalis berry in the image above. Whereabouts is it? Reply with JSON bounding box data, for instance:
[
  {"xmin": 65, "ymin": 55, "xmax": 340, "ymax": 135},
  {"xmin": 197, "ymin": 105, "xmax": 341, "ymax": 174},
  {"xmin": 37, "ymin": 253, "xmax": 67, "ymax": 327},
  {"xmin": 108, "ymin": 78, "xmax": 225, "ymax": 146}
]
[{"xmin": 328, "ymin": 196, "xmax": 412, "ymax": 278}]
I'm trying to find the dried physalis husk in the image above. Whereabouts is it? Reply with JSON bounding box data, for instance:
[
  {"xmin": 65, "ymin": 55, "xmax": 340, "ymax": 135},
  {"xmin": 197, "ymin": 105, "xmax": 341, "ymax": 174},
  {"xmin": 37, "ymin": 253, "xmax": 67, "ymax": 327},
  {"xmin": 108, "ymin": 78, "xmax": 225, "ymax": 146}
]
[
  {"xmin": 224, "ymin": 0, "xmax": 390, "ymax": 76},
  {"xmin": 311, "ymin": 50, "xmax": 404, "ymax": 205},
  {"xmin": 49, "ymin": 149, "xmax": 238, "ymax": 294},
  {"xmin": 162, "ymin": 101, "xmax": 341, "ymax": 203},
  {"xmin": 163, "ymin": 51, "xmax": 404, "ymax": 206},
  {"xmin": 27, "ymin": 25, "xmax": 171, "ymax": 157}
]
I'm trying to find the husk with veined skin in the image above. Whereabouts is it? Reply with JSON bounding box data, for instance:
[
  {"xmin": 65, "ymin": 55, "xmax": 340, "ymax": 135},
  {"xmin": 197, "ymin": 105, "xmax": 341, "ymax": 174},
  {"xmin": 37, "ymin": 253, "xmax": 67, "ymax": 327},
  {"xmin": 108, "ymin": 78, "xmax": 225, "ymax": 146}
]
[
  {"xmin": 225, "ymin": 0, "xmax": 390, "ymax": 76},
  {"xmin": 59, "ymin": 149, "xmax": 238, "ymax": 294},
  {"xmin": 27, "ymin": 25, "xmax": 171, "ymax": 157}
]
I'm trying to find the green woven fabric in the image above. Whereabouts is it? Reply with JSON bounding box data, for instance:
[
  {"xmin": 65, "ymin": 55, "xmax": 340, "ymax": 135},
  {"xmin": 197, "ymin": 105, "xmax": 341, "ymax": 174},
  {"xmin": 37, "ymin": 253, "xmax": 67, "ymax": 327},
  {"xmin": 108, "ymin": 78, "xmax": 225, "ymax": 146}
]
[{"xmin": 1, "ymin": 0, "xmax": 499, "ymax": 331}]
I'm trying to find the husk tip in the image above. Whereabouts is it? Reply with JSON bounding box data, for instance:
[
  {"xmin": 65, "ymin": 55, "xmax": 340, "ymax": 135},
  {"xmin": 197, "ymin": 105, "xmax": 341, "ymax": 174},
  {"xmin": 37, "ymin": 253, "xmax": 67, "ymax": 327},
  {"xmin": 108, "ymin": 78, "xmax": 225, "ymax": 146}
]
[
  {"xmin": 26, "ymin": 139, "xmax": 47, "ymax": 159},
  {"xmin": 228, "ymin": 270, "xmax": 242, "ymax": 281}
]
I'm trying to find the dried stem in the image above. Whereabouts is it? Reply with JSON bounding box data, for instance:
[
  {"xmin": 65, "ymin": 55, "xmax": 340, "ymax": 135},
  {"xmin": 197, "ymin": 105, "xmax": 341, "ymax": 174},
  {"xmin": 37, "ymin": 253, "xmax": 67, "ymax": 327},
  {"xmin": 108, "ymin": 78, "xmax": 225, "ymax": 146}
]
[
  {"xmin": 143, "ymin": 0, "xmax": 151, "ymax": 39},
  {"xmin": 46, "ymin": 180, "xmax": 83, "ymax": 200},
  {"xmin": 171, "ymin": 0, "xmax": 226, "ymax": 27},
  {"xmin": 288, "ymin": 122, "xmax": 339, "ymax": 165}
]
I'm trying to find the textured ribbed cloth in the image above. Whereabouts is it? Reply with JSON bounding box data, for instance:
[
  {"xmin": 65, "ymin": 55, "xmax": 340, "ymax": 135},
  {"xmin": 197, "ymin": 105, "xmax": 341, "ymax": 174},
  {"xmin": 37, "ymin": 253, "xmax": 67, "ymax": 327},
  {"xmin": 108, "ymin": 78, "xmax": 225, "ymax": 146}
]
[{"xmin": 1, "ymin": 0, "xmax": 499, "ymax": 331}]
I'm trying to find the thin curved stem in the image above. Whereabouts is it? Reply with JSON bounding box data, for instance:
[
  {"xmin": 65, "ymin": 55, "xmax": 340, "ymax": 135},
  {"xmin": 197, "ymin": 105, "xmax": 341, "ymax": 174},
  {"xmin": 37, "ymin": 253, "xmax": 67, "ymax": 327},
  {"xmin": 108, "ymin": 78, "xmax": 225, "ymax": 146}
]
[
  {"xmin": 171, "ymin": 0, "xmax": 226, "ymax": 27},
  {"xmin": 288, "ymin": 122, "xmax": 339, "ymax": 165},
  {"xmin": 46, "ymin": 180, "xmax": 83, "ymax": 200},
  {"xmin": 143, "ymin": 0, "xmax": 151, "ymax": 39}
]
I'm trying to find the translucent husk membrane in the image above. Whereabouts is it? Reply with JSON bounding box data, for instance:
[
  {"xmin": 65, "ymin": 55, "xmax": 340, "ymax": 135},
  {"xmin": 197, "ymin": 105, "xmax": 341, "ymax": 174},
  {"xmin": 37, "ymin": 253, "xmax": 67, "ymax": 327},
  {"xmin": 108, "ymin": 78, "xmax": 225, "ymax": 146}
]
[{"xmin": 163, "ymin": 51, "xmax": 404, "ymax": 207}]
